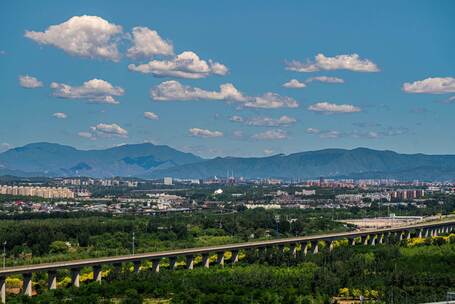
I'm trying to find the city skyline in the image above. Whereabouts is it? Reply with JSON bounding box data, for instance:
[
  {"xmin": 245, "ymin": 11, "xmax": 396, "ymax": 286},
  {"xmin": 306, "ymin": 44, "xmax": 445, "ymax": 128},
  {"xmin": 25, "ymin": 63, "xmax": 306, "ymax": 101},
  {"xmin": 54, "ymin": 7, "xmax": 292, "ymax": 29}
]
[{"xmin": 1, "ymin": 1, "xmax": 455, "ymax": 158}]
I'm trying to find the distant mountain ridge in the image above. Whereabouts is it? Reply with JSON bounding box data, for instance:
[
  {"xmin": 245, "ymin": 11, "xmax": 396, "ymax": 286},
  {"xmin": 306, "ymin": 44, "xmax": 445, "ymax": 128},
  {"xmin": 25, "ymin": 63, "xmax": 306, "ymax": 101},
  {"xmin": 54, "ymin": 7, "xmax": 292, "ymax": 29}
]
[
  {"xmin": 1, "ymin": 143, "xmax": 455, "ymax": 180},
  {"xmin": 0, "ymin": 142, "xmax": 203, "ymax": 178},
  {"xmin": 148, "ymin": 148, "xmax": 455, "ymax": 180}
]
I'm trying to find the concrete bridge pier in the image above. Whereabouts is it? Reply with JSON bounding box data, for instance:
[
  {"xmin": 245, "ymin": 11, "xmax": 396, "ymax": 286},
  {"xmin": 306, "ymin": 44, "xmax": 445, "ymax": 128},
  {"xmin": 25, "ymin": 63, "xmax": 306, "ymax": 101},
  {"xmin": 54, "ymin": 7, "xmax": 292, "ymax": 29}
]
[
  {"xmin": 231, "ymin": 250, "xmax": 239, "ymax": 264},
  {"xmin": 70, "ymin": 268, "xmax": 80, "ymax": 288},
  {"xmin": 399, "ymin": 232, "xmax": 404, "ymax": 241},
  {"xmin": 151, "ymin": 259, "xmax": 160, "ymax": 273},
  {"xmin": 133, "ymin": 261, "xmax": 141, "ymax": 274},
  {"xmin": 327, "ymin": 240, "xmax": 334, "ymax": 251},
  {"xmin": 302, "ymin": 242, "xmax": 309, "ymax": 256},
  {"xmin": 1, "ymin": 276, "xmax": 6, "ymax": 304},
  {"xmin": 48, "ymin": 271, "xmax": 57, "ymax": 290},
  {"xmin": 362, "ymin": 235, "xmax": 369, "ymax": 245},
  {"xmin": 23, "ymin": 273, "xmax": 32, "ymax": 296},
  {"xmin": 216, "ymin": 252, "xmax": 225, "ymax": 267},
  {"xmin": 418, "ymin": 229, "xmax": 423, "ymax": 238},
  {"xmin": 348, "ymin": 237, "xmax": 356, "ymax": 246},
  {"xmin": 378, "ymin": 234, "xmax": 384, "ymax": 244},
  {"xmin": 311, "ymin": 241, "xmax": 319, "ymax": 254},
  {"xmin": 186, "ymin": 255, "xmax": 194, "ymax": 270},
  {"xmin": 93, "ymin": 265, "xmax": 102, "ymax": 283},
  {"xmin": 202, "ymin": 253, "xmax": 210, "ymax": 268},
  {"xmin": 169, "ymin": 257, "xmax": 177, "ymax": 270},
  {"xmin": 424, "ymin": 229, "xmax": 429, "ymax": 238},
  {"xmin": 368, "ymin": 235, "xmax": 376, "ymax": 246},
  {"xmin": 406, "ymin": 231, "xmax": 412, "ymax": 240},
  {"xmin": 289, "ymin": 244, "xmax": 297, "ymax": 257}
]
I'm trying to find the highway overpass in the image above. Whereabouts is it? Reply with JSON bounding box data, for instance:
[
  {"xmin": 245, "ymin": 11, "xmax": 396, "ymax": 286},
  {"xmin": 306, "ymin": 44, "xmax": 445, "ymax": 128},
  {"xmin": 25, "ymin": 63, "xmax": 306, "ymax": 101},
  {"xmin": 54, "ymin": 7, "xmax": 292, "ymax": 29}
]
[{"xmin": 0, "ymin": 219, "xmax": 454, "ymax": 303}]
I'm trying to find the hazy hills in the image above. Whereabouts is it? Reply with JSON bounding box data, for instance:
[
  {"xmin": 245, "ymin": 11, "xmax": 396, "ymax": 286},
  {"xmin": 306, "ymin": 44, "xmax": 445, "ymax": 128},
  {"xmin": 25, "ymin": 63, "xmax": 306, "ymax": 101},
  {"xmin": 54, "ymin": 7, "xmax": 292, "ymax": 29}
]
[
  {"xmin": 0, "ymin": 142, "xmax": 202, "ymax": 178},
  {"xmin": 1, "ymin": 143, "xmax": 455, "ymax": 180}
]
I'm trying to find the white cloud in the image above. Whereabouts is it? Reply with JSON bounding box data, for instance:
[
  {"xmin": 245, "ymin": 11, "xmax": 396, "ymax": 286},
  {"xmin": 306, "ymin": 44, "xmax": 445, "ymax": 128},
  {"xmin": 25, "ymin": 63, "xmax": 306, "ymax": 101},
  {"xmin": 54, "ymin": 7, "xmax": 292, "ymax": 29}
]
[
  {"xmin": 306, "ymin": 126, "xmax": 408, "ymax": 140},
  {"xmin": 189, "ymin": 128, "xmax": 223, "ymax": 138},
  {"xmin": 319, "ymin": 130, "xmax": 342, "ymax": 139},
  {"xmin": 90, "ymin": 123, "xmax": 128, "ymax": 137},
  {"xmin": 244, "ymin": 93, "xmax": 298, "ymax": 109},
  {"xmin": 283, "ymin": 79, "xmax": 306, "ymax": 88},
  {"xmin": 50, "ymin": 78, "xmax": 124, "ymax": 104},
  {"xmin": 127, "ymin": 26, "xmax": 173, "ymax": 58},
  {"xmin": 25, "ymin": 15, "xmax": 122, "ymax": 61},
  {"xmin": 308, "ymin": 102, "xmax": 361, "ymax": 113},
  {"xmin": 78, "ymin": 131, "xmax": 95, "ymax": 140},
  {"xmin": 263, "ymin": 149, "xmax": 274, "ymax": 155},
  {"xmin": 252, "ymin": 129, "xmax": 287, "ymax": 140},
  {"xmin": 286, "ymin": 53, "xmax": 379, "ymax": 72},
  {"xmin": 306, "ymin": 76, "xmax": 344, "ymax": 84},
  {"xmin": 305, "ymin": 128, "xmax": 320, "ymax": 134},
  {"xmin": 230, "ymin": 115, "xmax": 296, "ymax": 127},
  {"xmin": 129, "ymin": 51, "xmax": 228, "ymax": 79},
  {"xmin": 144, "ymin": 111, "xmax": 159, "ymax": 120},
  {"xmin": 151, "ymin": 81, "xmax": 298, "ymax": 109},
  {"xmin": 402, "ymin": 77, "xmax": 455, "ymax": 94},
  {"xmin": 0, "ymin": 143, "xmax": 12, "ymax": 152},
  {"xmin": 151, "ymin": 80, "xmax": 247, "ymax": 102},
  {"xmin": 52, "ymin": 112, "xmax": 67, "ymax": 119},
  {"xmin": 306, "ymin": 128, "xmax": 341, "ymax": 139},
  {"xmin": 19, "ymin": 75, "xmax": 43, "ymax": 88}
]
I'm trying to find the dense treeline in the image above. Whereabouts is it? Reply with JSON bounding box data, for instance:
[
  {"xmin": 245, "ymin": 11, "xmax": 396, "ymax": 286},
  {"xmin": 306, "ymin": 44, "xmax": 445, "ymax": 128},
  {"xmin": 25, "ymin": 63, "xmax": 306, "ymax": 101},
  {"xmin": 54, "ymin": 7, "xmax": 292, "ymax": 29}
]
[
  {"xmin": 8, "ymin": 241, "xmax": 455, "ymax": 304},
  {"xmin": 0, "ymin": 209, "xmax": 347, "ymax": 265}
]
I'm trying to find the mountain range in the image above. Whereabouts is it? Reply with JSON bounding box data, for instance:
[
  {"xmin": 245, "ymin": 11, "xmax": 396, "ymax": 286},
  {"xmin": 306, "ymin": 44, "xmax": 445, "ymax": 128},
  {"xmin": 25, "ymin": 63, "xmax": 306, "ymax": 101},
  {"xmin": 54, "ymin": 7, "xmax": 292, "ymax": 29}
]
[{"xmin": 1, "ymin": 142, "xmax": 455, "ymax": 180}]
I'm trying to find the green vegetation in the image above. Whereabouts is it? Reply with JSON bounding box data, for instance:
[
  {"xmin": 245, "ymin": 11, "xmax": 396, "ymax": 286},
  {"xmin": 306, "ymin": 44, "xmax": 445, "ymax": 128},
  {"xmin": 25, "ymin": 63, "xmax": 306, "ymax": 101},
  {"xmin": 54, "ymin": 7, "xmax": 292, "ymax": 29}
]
[
  {"xmin": 0, "ymin": 209, "xmax": 348, "ymax": 266},
  {"xmin": 7, "ymin": 239, "xmax": 455, "ymax": 303}
]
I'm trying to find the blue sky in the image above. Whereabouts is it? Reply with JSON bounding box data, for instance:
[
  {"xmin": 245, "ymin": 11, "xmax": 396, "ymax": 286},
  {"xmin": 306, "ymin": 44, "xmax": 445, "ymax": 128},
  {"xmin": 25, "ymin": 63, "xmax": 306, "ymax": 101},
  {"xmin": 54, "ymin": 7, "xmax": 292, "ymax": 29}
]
[{"xmin": 1, "ymin": 0, "xmax": 454, "ymax": 157}]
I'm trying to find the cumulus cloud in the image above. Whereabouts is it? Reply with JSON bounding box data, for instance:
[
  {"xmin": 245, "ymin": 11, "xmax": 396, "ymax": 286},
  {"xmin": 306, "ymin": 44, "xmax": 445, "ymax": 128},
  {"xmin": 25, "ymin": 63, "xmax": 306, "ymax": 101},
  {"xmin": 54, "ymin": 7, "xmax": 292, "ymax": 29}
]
[
  {"xmin": 25, "ymin": 15, "xmax": 122, "ymax": 61},
  {"xmin": 252, "ymin": 129, "xmax": 287, "ymax": 140},
  {"xmin": 78, "ymin": 131, "xmax": 95, "ymax": 140},
  {"xmin": 151, "ymin": 80, "xmax": 298, "ymax": 109},
  {"xmin": 189, "ymin": 128, "xmax": 223, "ymax": 138},
  {"xmin": 19, "ymin": 75, "xmax": 43, "ymax": 88},
  {"xmin": 128, "ymin": 51, "xmax": 228, "ymax": 79},
  {"xmin": 91, "ymin": 123, "xmax": 128, "ymax": 137},
  {"xmin": 244, "ymin": 93, "xmax": 298, "ymax": 109},
  {"xmin": 283, "ymin": 79, "xmax": 306, "ymax": 88},
  {"xmin": 306, "ymin": 126, "xmax": 408, "ymax": 139},
  {"xmin": 52, "ymin": 112, "xmax": 67, "ymax": 119},
  {"xmin": 402, "ymin": 77, "xmax": 455, "ymax": 94},
  {"xmin": 306, "ymin": 76, "xmax": 344, "ymax": 84},
  {"xmin": 286, "ymin": 53, "xmax": 379, "ymax": 72},
  {"xmin": 230, "ymin": 115, "xmax": 296, "ymax": 127},
  {"xmin": 308, "ymin": 102, "xmax": 361, "ymax": 113},
  {"xmin": 151, "ymin": 80, "xmax": 246, "ymax": 102},
  {"xmin": 144, "ymin": 111, "xmax": 159, "ymax": 120},
  {"xmin": 127, "ymin": 26, "xmax": 173, "ymax": 58},
  {"xmin": 50, "ymin": 78, "xmax": 124, "ymax": 104}
]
